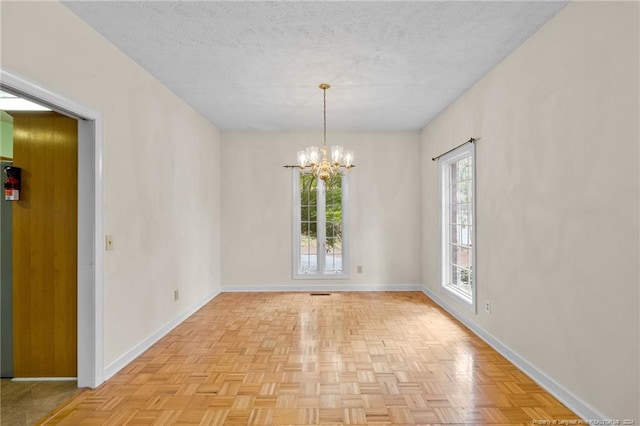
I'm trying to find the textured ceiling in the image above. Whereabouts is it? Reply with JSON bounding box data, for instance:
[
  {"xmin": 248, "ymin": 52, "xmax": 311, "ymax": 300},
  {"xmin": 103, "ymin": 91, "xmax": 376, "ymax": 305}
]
[{"xmin": 62, "ymin": 1, "xmax": 567, "ymax": 131}]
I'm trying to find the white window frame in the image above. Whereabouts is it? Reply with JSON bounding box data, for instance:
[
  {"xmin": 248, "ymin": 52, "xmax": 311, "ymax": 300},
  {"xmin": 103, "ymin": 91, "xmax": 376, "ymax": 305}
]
[
  {"xmin": 439, "ymin": 143, "xmax": 477, "ymax": 312},
  {"xmin": 292, "ymin": 169, "xmax": 349, "ymax": 279}
]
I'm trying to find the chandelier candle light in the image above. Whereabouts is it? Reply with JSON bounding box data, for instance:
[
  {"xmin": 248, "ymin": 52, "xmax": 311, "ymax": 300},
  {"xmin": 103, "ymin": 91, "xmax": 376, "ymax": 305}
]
[{"xmin": 296, "ymin": 83, "xmax": 354, "ymax": 181}]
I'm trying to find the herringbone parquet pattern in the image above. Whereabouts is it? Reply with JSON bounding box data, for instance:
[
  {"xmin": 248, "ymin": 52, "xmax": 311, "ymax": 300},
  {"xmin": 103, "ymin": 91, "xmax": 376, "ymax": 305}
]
[{"xmin": 40, "ymin": 292, "xmax": 579, "ymax": 425}]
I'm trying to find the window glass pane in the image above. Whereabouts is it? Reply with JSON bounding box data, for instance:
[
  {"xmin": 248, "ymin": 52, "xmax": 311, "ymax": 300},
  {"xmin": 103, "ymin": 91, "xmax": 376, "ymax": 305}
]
[
  {"xmin": 456, "ymin": 203, "xmax": 470, "ymax": 225},
  {"xmin": 459, "ymin": 247, "xmax": 470, "ymax": 269},
  {"xmin": 460, "ymin": 225, "xmax": 471, "ymax": 246},
  {"xmin": 449, "ymin": 183, "xmax": 458, "ymax": 203},
  {"xmin": 460, "ymin": 267, "xmax": 470, "ymax": 293},
  {"xmin": 325, "ymin": 250, "xmax": 342, "ymax": 272},
  {"xmin": 451, "ymin": 244, "xmax": 459, "ymax": 266},
  {"xmin": 450, "ymin": 225, "xmax": 460, "ymax": 245},
  {"xmin": 458, "ymin": 181, "xmax": 469, "ymax": 203},
  {"xmin": 301, "ymin": 175, "xmax": 315, "ymax": 222},
  {"xmin": 463, "ymin": 158, "xmax": 473, "ymax": 180}
]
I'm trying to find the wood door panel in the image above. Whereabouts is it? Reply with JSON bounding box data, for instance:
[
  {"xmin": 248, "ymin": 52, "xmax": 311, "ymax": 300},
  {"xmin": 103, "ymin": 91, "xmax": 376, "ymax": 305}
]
[{"xmin": 11, "ymin": 111, "xmax": 77, "ymax": 377}]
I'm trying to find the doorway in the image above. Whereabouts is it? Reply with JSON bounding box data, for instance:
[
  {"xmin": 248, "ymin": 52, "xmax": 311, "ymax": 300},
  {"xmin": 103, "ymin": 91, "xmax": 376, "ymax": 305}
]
[{"xmin": 1, "ymin": 69, "xmax": 104, "ymax": 388}]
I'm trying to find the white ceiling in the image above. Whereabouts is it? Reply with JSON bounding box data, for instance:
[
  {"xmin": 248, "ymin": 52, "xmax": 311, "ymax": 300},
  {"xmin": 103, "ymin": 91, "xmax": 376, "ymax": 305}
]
[{"xmin": 62, "ymin": 1, "xmax": 567, "ymax": 131}]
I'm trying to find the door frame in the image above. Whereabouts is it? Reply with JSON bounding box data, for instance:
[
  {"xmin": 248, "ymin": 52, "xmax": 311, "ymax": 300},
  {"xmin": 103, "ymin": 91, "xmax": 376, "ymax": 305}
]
[{"xmin": 1, "ymin": 69, "xmax": 104, "ymax": 388}]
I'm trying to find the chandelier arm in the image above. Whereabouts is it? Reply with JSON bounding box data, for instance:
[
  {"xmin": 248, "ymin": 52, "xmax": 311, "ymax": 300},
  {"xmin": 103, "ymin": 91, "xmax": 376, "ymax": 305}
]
[{"xmin": 283, "ymin": 164, "xmax": 356, "ymax": 169}]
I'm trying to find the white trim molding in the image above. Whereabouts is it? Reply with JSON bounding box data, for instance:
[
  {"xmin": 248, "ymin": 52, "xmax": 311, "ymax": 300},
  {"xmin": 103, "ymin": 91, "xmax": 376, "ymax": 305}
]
[
  {"xmin": 0, "ymin": 69, "xmax": 104, "ymax": 388},
  {"xmin": 221, "ymin": 283, "xmax": 422, "ymax": 293},
  {"xmin": 421, "ymin": 285, "xmax": 606, "ymax": 421},
  {"xmin": 103, "ymin": 289, "xmax": 221, "ymax": 380}
]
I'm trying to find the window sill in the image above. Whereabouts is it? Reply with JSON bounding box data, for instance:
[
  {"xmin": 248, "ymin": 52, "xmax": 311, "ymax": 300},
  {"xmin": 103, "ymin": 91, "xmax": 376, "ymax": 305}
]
[
  {"xmin": 442, "ymin": 284, "xmax": 476, "ymax": 313},
  {"xmin": 293, "ymin": 272, "xmax": 350, "ymax": 280}
]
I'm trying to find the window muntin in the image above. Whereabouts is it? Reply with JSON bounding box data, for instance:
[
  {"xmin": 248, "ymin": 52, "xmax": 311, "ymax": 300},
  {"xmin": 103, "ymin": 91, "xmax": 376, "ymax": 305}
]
[
  {"xmin": 293, "ymin": 170, "xmax": 348, "ymax": 279},
  {"xmin": 440, "ymin": 144, "xmax": 476, "ymax": 308}
]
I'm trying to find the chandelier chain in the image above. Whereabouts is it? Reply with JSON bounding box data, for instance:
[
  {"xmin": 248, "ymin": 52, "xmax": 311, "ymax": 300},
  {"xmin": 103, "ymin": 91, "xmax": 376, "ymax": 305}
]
[{"xmin": 323, "ymin": 86, "xmax": 327, "ymax": 148}]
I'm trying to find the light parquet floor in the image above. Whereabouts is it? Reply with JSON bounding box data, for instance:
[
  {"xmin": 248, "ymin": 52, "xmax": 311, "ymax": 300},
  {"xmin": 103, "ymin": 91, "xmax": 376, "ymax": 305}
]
[{"xmin": 40, "ymin": 292, "xmax": 579, "ymax": 425}]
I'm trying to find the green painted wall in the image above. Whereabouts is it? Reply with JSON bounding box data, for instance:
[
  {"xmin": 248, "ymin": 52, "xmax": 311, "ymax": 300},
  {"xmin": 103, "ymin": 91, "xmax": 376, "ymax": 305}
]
[
  {"xmin": 0, "ymin": 111, "xmax": 13, "ymax": 376},
  {"xmin": 1, "ymin": 159, "xmax": 13, "ymax": 377},
  {"xmin": 1, "ymin": 111, "xmax": 14, "ymax": 159}
]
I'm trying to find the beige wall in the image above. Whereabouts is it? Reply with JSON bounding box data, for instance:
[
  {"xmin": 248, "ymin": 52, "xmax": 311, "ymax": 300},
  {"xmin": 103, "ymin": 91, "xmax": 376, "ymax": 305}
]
[
  {"xmin": 1, "ymin": 2, "xmax": 222, "ymax": 367},
  {"xmin": 4, "ymin": 0, "xmax": 638, "ymax": 418},
  {"xmin": 221, "ymin": 131, "xmax": 421, "ymax": 289},
  {"xmin": 420, "ymin": 2, "xmax": 639, "ymax": 419}
]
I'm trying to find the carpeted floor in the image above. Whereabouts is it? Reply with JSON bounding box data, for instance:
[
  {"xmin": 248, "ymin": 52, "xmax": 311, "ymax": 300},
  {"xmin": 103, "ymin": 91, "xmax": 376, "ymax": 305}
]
[{"xmin": 0, "ymin": 379, "xmax": 81, "ymax": 425}]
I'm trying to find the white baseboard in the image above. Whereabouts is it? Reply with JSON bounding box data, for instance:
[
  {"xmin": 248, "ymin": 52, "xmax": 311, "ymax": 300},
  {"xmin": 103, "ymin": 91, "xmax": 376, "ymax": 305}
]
[
  {"xmin": 421, "ymin": 285, "xmax": 605, "ymax": 421},
  {"xmin": 103, "ymin": 289, "xmax": 221, "ymax": 380},
  {"xmin": 221, "ymin": 283, "xmax": 422, "ymax": 292}
]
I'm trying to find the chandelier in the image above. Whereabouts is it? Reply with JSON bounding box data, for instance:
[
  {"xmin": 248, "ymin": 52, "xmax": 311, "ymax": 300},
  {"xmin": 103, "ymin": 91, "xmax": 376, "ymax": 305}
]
[{"xmin": 296, "ymin": 83, "xmax": 354, "ymax": 181}]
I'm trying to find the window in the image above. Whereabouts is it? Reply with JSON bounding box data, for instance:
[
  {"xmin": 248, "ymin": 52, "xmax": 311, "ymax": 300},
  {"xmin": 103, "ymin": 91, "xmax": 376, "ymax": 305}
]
[
  {"xmin": 293, "ymin": 170, "xmax": 348, "ymax": 279},
  {"xmin": 440, "ymin": 143, "xmax": 476, "ymax": 309}
]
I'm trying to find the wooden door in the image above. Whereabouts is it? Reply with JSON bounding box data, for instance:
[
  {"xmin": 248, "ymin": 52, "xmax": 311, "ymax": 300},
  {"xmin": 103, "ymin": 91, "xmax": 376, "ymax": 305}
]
[{"xmin": 11, "ymin": 111, "xmax": 77, "ymax": 377}]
